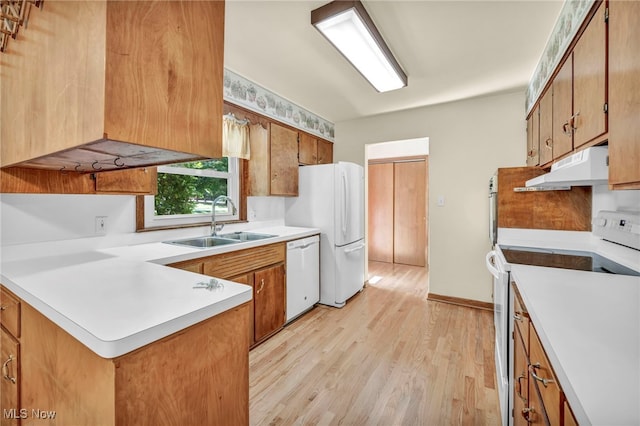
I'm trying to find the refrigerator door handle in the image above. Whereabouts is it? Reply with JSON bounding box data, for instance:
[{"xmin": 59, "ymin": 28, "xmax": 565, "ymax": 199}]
[
  {"xmin": 342, "ymin": 172, "xmax": 348, "ymax": 237},
  {"xmin": 344, "ymin": 243, "xmax": 365, "ymax": 253}
]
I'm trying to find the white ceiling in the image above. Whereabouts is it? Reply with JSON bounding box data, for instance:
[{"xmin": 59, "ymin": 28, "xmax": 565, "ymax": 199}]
[{"xmin": 224, "ymin": 0, "xmax": 564, "ymax": 123}]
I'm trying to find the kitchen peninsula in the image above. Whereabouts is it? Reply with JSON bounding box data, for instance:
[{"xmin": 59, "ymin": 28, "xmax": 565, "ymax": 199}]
[{"xmin": 0, "ymin": 226, "xmax": 318, "ymax": 426}]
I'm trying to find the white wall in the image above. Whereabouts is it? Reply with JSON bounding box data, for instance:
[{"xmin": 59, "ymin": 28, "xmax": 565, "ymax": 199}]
[
  {"xmin": 0, "ymin": 194, "xmax": 286, "ymax": 247},
  {"xmin": 367, "ymin": 138, "xmax": 429, "ymax": 159},
  {"xmin": 335, "ymin": 90, "xmax": 526, "ymax": 303},
  {"xmin": 592, "ymin": 185, "xmax": 640, "ymax": 216}
]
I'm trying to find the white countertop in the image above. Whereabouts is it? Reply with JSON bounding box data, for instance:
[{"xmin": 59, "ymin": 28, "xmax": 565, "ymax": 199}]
[
  {"xmin": 0, "ymin": 226, "xmax": 319, "ymax": 359},
  {"xmin": 511, "ymin": 264, "xmax": 640, "ymax": 426}
]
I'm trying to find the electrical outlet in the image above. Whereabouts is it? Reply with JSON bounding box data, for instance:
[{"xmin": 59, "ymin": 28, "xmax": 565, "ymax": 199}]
[{"xmin": 95, "ymin": 216, "xmax": 107, "ymax": 234}]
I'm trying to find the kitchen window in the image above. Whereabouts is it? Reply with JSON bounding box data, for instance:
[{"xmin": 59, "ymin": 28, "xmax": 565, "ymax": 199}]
[{"xmin": 143, "ymin": 158, "xmax": 240, "ymax": 228}]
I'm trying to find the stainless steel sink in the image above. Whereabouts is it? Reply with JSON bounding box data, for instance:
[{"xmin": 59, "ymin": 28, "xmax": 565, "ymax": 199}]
[
  {"xmin": 163, "ymin": 236, "xmax": 240, "ymax": 248},
  {"xmin": 217, "ymin": 232, "xmax": 277, "ymax": 242}
]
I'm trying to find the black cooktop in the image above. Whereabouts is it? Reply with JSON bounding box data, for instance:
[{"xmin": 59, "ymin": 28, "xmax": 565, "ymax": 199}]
[{"xmin": 500, "ymin": 245, "xmax": 640, "ymax": 276}]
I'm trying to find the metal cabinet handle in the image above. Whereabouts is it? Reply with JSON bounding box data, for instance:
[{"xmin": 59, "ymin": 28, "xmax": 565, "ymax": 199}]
[
  {"xmin": 544, "ymin": 137, "xmax": 553, "ymax": 148},
  {"xmin": 516, "ymin": 373, "xmax": 527, "ymax": 402},
  {"xmin": 256, "ymin": 279, "xmax": 265, "ymax": 294},
  {"xmin": 2, "ymin": 355, "xmax": 16, "ymax": 384},
  {"xmin": 521, "ymin": 407, "xmax": 535, "ymax": 423},
  {"xmin": 529, "ymin": 362, "xmax": 555, "ymax": 387},
  {"xmin": 514, "ymin": 313, "xmax": 523, "ymax": 322},
  {"xmin": 0, "ymin": 305, "xmax": 6, "ymax": 311}
]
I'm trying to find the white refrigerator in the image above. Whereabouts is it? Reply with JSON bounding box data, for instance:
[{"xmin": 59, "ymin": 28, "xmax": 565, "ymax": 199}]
[{"xmin": 285, "ymin": 162, "xmax": 365, "ymax": 308}]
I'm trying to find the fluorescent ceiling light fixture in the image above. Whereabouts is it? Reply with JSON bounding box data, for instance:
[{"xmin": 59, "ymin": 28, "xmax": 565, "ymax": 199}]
[{"xmin": 311, "ymin": 0, "xmax": 407, "ymax": 93}]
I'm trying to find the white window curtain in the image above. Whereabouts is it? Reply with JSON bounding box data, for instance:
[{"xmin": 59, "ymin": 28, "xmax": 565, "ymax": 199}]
[{"xmin": 222, "ymin": 115, "xmax": 250, "ymax": 159}]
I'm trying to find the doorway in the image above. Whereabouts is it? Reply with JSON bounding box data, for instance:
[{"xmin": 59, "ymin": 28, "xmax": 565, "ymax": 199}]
[{"xmin": 368, "ymin": 157, "xmax": 428, "ymax": 267}]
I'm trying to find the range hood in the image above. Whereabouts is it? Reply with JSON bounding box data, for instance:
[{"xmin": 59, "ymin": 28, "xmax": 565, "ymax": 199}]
[{"xmin": 526, "ymin": 146, "xmax": 609, "ymax": 188}]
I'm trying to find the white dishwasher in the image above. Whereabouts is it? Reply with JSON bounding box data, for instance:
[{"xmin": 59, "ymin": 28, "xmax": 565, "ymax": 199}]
[{"xmin": 286, "ymin": 235, "xmax": 320, "ymax": 323}]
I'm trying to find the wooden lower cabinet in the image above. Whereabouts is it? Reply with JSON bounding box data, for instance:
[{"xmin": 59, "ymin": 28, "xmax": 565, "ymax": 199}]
[
  {"xmin": 171, "ymin": 242, "xmax": 287, "ymax": 347},
  {"xmin": 28, "ymin": 303, "xmax": 249, "ymax": 426},
  {"xmin": 512, "ymin": 283, "xmax": 578, "ymax": 425},
  {"xmin": 0, "ymin": 285, "xmax": 250, "ymax": 426},
  {"xmin": 253, "ymin": 264, "xmax": 286, "ymax": 342}
]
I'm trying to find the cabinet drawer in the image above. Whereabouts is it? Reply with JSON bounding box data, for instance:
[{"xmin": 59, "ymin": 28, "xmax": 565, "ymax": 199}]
[
  {"xmin": 0, "ymin": 287, "xmax": 20, "ymax": 338},
  {"xmin": 1, "ymin": 329, "xmax": 20, "ymax": 418},
  {"xmin": 529, "ymin": 324, "xmax": 561, "ymax": 425},
  {"xmin": 203, "ymin": 243, "xmax": 285, "ymax": 279}
]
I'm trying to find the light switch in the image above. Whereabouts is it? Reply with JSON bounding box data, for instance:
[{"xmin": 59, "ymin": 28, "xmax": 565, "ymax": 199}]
[{"xmin": 437, "ymin": 195, "xmax": 445, "ymax": 207}]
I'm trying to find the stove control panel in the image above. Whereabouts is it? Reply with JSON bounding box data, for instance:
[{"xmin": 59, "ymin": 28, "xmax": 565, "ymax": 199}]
[{"xmin": 593, "ymin": 211, "xmax": 640, "ymax": 250}]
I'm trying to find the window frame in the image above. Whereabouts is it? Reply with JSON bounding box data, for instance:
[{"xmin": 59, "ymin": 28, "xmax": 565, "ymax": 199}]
[{"xmin": 140, "ymin": 157, "xmax": 244, "ymax": 230}]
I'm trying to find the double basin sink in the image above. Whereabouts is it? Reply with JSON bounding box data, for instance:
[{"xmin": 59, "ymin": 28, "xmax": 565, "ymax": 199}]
[{"xmin": 164, "ymin": 232, "xmax": 277, "ymax": 249}]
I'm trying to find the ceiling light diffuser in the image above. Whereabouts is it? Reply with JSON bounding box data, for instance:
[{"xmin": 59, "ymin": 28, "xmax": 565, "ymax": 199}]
[{"xmin": 311, "ymin": 0, "xmax": 407, "ymax": 93}]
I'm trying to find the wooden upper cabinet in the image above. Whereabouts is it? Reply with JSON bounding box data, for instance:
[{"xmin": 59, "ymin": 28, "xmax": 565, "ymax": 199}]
[
  {"xmin": 317, "ymin": 139, "xmax": 334, "ymax": 164},
  {"xmin": 526, "ymin": 106, "xmax": 540, "ymax": 166},
  {"xmin": 1, "ymin": 1, "xmax": 224, "ymax": 172},
  {"xmin": 299, "ymin": 133, "xmax": 318, "ymax": 165},
  {"xmin": 269, "ymin": 123, "xmax": 299, "ymax": 196},
  {"xmin": 539, "ymin": 91, "xmax": 554, "ymax": 166},
  {"xmin": 608, "ymin": 0, "xmax": 640, "ymax": 189},
  {"xmin": 552, "ymin": 58, "xmax": 574, "ymax": 161},
  {"xmin": 573, "ymin": 2, "xmax": 607, "ymax": 148},
  {"xmin": 299, "ymin": 134, "xmax": 333, "ymax": 165}
]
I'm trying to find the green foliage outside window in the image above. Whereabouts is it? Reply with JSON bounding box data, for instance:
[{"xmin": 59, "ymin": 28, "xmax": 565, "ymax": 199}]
[{"xmin": 155, "ymin": 159, "xmax": 229, "ymax": 216}]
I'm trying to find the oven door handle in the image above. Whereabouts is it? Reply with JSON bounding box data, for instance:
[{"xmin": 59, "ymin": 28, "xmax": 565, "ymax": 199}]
[{"xmin": 486, "ymin": 251, "xmax": 502, "ymax": 279}]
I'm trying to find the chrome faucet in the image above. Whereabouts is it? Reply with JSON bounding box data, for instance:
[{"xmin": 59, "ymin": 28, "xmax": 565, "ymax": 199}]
[{"xmin": 211, "ymin": 195, "xmax": 238, "ymax": 236}]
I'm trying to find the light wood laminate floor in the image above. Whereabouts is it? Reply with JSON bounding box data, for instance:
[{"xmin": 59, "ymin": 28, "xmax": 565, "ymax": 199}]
[{"xmin": 249, "ymin": 261, "xmax": 500, "ymax": 425}]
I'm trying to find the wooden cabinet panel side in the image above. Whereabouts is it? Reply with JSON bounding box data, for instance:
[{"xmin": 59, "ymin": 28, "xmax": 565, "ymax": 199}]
[
  {"xmin": 0, "ymin": 1, "xmax": 106, "ymax": 167},
  {"xmin": 20, "ymin": 303, "xmax": 116, "ymax": 426},
  {"xmin": 114, "ymin": 303, "xmax": 251, "ymax": 426},
  {"xmin": 608, "ymin": 0, "xmax": 640, "ymax": 187},
  {"xmin": 104, "ymin": 1, "xmax": 224, "ymax": 158}
]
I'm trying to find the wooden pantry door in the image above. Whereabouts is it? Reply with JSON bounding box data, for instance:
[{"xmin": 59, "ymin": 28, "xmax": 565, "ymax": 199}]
[
  {"xmin": 368, "ymin": 163, "xmax": 394, "ymax": 262},
  {"xmin": 368, "ymin": 158, "xmax": 427, "ymax": 267}
]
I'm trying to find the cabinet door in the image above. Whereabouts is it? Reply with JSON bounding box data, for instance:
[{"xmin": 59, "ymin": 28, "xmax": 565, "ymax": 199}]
[
  {"xmin": 538, "ymin": 91, "xmax": 553, "ymax": 166},
  {"xmin": 298, "ymin": 133, "xmax": 318, "ymax": 165},
  {"xmin": 609, "ymin": 0, "xmax": 640, "ymax": 188},
  {"xmin": 230, "ymin": 273, "xmax": 256, "ymax": 347},
  {"xmin": 526, "ymin": 107, "xmax": 540, "ymax": 166},
  {"xmin": 253, "ymin": 264, "xmax": 285, "ymax": 342},
  {"xmin": 317, "ymin": 139, "xmax": 333, "ymax": 164},
  {"xmin": 270, "ymin": 123, "xmax": 299, "ymax": 196},
  {"xmin": 1, "ymin": 330, "xmax": 20, "ymax": 425},
  {"xmin": 513, "ymin": 327, "xmax": 529, "ymax": 426},
  {"xmin": 573, "ymin": 2, "xmax": 607, "ymax": 148},
  {"xmin": 552, "ymin": 58, "xmax": 574, "ymax": 159}
]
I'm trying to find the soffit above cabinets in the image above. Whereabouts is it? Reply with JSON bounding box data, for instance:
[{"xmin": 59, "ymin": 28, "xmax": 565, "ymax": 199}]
[{"xmin": 13, "ymin": 140, "xmax": 203, "ymax": 173}]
